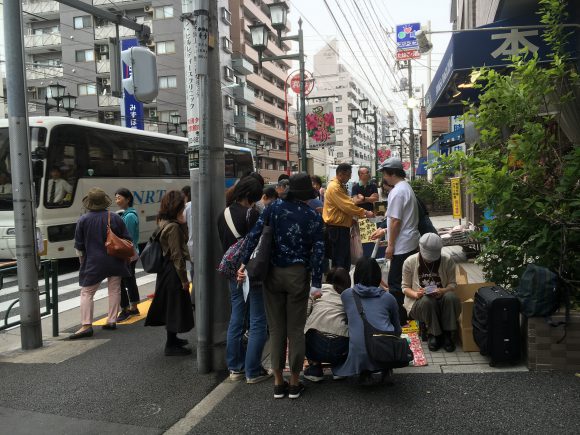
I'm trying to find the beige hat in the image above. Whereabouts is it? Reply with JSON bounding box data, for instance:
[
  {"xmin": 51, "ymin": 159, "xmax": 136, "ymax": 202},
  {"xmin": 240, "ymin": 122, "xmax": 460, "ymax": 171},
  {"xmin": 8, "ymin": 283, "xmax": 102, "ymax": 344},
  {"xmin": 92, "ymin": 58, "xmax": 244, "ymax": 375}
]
[
  {"xmin": 82, "ymin": 187, "xmax": 112, "ymax": 211},
  {"xmin": 419, "ymin": 233, "xmax": 443, "ymax": 262}
]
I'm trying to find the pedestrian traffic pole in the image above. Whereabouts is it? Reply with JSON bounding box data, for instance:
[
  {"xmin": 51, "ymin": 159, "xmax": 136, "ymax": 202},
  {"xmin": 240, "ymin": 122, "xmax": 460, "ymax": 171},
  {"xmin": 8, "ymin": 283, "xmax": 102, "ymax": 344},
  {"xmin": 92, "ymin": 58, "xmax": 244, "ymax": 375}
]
[
  {"xmin": 182, "ymin": 0, "xmax": 211, "ymax": 373},
  {"xmin": 407, "ymin": 60, "xmax": 415, "ymax": 180},
  {"xmin": 3, "ymin": 1, "xmax": 43, "ymax": 349}
]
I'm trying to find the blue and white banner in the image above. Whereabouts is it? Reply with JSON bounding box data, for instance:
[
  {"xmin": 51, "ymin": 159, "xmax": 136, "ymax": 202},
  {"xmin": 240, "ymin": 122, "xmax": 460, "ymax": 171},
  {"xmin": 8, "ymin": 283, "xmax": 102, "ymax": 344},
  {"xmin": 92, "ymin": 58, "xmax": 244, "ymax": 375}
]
[{"xmin": 120, "ymin": 38, "xmax": 144, "ymax": 130}]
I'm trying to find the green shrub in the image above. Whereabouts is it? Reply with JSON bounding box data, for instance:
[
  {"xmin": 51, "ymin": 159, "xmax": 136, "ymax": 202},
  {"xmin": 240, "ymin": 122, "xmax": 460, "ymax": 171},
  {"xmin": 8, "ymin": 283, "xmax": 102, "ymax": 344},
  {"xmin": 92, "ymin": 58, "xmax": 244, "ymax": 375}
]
[{"xmin": 432, "ymin": 0, "xmax": 580, "ymax": 307}]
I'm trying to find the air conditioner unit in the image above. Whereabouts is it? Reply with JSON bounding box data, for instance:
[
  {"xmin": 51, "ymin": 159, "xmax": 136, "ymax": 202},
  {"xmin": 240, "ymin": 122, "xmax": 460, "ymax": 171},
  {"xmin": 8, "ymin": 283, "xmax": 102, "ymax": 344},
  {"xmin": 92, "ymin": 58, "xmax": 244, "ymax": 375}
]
[
  {"xmin": 105, "ymin": 112, "xmax": 114, "ymax": 120},
  {"xmin": 99, "ymin": 45, "xmax": 109, "ymax": 53},
  {"xmin": 149, "ymin": 109, "xmax": 158, "ymax": 118},
  {"xmin": 144, "ymin": 5, "xmax": 153, "ymax": 13},
  {"xmin": 102, "ymin": 79, "xmax": 109, "ymax": 86}
]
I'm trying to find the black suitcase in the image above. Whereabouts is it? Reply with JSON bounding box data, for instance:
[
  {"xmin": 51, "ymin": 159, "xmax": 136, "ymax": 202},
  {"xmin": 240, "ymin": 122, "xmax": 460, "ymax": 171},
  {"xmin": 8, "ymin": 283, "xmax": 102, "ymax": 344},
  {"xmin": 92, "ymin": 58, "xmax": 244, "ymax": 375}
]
[{"xmin": 472, "ymin": 285, "xmax": 521, "ymax": 366}]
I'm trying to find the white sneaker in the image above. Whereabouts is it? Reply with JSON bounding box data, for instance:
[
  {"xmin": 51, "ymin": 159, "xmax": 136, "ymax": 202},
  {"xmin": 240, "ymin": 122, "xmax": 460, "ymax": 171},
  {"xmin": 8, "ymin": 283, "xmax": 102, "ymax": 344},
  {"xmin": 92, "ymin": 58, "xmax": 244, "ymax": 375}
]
[
  {"xmin": 246, "ymin": 368, "xmax": 273, "ymax": 384},
  {"xmin": 229, "ymin": 370, "xmax": 245, "ymax": 381}
]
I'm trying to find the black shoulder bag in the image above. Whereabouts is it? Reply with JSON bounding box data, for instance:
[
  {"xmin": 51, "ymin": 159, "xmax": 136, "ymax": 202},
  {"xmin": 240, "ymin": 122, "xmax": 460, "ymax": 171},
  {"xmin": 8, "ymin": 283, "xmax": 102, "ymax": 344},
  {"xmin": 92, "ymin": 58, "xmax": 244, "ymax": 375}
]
[
  {"xmin": 352, "ymin": 291, "xmax": 414, "ymax": 368},
  {"xmin": 246, "ymin": 210, "xmax": 273, "ymax": 282}
]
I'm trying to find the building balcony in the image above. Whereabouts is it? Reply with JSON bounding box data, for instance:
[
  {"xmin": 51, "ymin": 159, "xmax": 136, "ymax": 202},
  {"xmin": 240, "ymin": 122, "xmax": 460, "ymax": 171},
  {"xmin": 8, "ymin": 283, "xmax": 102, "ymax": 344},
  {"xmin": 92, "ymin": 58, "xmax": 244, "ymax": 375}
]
[
  {"xmin": 93, "ymin": 0, "xmax": 150, "ymax": 5},
  {"xmin": 232, "ymin": 56, "xmax": 253, "ymax": 76},
  {"xmin": 95, "ymin": 25, "xmax": 136, "ymax": 41},
  {"xmin": 96, "ymin": 60, "xmax": 110, "ymax": 74},
  {"xmin": 256, "ymin": 121, "xmax": 287, "ymax": 141},
  {"xmin": 98, "ymin": 94, "xmax": 120, "ymax": 107},
  {"xmin": 254, "ymin": 97, "xmax": 287, "ymax": 122},
  {"xmin": 242, "ymin": 0, "xmax": 271, "ymax": 30},
  {"xmin": 234, "ymin": 114, "xmax": 256, "ymax": 131},
  {"xmin": 233, "ymin": 84, "xmax": 255, "ymax": 105},
  {"xmin": 26, "ymin": 65, "xmax": 63, "ymax": 81},
  {"xmin": 22, "ymin": 1, "xmax": 59, "ymax": 18},
  {"xmin": 246, "ymin": 73, "xmax": 284, "ymax": 100},
  {"xmin": 244, "ymin": 44, "xmax": 289, "ymax": 83},
  {"xmin": 24, "ymin": 33, "xmax": 61, "ymax": 51}
]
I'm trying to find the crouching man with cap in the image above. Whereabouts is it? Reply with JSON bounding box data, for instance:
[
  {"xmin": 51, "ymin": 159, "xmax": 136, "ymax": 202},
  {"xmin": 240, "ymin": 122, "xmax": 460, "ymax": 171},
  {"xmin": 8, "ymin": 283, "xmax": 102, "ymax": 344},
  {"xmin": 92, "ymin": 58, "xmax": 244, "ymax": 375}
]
[{"xmin": 402, "ymin": 233, "xmax": 460, "ymax": 352}]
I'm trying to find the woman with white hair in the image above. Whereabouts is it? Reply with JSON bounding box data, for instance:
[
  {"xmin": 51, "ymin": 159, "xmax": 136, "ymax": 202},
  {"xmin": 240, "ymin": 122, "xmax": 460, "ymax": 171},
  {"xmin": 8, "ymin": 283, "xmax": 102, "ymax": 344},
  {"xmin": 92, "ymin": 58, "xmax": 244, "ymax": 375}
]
[{"xmin": 402, "ymin": 233, "xmax": 460, "ymax": 352}]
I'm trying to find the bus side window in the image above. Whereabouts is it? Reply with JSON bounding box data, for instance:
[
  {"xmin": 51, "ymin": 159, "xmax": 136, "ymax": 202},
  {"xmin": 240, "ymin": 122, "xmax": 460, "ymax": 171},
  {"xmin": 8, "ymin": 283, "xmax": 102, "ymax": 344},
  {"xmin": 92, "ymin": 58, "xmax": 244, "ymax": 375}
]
[{"xmin": 45, "ymin": 126, "xmax": 80, "ymax": 208}]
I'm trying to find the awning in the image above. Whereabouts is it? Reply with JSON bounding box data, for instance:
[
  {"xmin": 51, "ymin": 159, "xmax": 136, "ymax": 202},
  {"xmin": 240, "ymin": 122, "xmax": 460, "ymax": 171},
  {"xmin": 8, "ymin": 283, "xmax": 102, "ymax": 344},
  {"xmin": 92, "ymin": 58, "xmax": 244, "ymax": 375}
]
[
  {"xmin": 439, "ymin": 127, "xmax": 464, "ymax": 147},
  {"xmin": 425, "ymin": 14, "xmax": 578, "ymax": 118},
  {"xmin": 427, "ymin": 127, "xmax": 465, "ymax": 161}
]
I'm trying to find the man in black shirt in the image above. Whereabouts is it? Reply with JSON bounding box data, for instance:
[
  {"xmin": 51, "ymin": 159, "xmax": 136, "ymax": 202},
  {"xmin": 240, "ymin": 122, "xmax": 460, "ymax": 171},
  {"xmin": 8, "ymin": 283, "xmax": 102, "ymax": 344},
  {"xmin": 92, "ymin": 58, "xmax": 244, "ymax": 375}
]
[{"xmin": 351, "ymin": 166, "xmax": 379, "ymax": 212}]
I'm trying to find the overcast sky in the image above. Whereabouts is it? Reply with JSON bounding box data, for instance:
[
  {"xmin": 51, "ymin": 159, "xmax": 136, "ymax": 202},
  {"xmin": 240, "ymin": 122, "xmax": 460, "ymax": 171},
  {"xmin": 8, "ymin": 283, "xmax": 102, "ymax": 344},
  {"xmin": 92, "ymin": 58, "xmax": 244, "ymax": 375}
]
[{"xmin": 287, "ymin": 0, "xmax": 453, "ymax": 125}]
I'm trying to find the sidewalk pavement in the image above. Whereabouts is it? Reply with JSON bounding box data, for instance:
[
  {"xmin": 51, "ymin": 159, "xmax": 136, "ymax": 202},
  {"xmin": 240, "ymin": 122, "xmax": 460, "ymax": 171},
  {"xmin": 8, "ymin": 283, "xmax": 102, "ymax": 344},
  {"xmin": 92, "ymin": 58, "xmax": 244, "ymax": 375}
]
[{"xmin": 0, "ymin": 216, "xmax": 550, "ymax": 434}]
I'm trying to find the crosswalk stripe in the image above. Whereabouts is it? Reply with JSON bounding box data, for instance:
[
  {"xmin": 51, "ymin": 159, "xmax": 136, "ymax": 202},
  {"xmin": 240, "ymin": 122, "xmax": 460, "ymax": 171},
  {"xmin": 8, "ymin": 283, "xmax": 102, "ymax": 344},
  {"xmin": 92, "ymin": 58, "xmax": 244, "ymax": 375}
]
[
  {"xmin": 0, "ymin": 268, "xmax": 148, "ymax": 299},
  {"xmin": 0, "ymin": 274, "xmax": 157, "ymax": 323}
]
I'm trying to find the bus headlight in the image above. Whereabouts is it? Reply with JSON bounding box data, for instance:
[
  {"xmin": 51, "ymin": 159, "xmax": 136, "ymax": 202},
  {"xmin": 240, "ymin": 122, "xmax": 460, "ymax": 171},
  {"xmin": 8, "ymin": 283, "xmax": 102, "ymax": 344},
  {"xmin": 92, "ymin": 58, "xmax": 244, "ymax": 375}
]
[{"xmin": 6, "ymin": 228, "xmax": 16, "ymax": 236}]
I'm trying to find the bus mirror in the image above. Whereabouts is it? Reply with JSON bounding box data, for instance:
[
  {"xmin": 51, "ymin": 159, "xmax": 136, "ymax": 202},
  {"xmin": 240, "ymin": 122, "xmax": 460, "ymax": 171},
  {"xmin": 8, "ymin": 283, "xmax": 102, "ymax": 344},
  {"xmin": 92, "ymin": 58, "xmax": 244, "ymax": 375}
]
[{"xmin": 32, "ymin": 160, "xmax": 44, "ymax": 179}]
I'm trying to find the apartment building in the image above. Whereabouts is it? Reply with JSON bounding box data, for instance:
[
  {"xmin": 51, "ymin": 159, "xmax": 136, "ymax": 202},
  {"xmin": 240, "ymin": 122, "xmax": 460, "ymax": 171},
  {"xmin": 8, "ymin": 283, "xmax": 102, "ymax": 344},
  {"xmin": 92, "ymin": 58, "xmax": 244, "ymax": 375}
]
[
  {"xmin": 20, "ymin": 0, "xmax": 297, "ymax": 182},
  {"xmin": 229, "ymin": 0, "xmax": 299, "ymax": 182},
  {"xmin": 307, "ymin": 40, "xmax": 394, "ymax": 175}
]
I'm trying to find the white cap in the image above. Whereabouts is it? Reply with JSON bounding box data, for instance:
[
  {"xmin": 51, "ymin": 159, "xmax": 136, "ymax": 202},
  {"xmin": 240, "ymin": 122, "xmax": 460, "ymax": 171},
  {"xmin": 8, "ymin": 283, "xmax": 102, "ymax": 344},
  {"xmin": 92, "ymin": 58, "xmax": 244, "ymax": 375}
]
[{"xmin": 419, "ymin": 233, "xmax": 443, "ymax": 262}]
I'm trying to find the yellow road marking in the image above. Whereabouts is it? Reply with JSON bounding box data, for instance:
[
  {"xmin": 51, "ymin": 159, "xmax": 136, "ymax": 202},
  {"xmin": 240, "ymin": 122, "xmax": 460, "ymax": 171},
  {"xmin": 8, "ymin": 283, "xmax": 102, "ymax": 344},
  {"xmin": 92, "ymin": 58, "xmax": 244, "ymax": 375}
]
[{"xmin": 93, "ymin": 298, "xmax": 152, "ymax": 326}]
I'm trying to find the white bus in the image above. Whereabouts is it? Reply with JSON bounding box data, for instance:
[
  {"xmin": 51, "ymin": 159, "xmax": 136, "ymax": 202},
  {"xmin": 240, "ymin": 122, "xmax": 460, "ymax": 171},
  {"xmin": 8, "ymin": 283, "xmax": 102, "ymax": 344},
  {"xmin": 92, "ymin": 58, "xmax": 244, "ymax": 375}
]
[{"xmin": 0, "ymin": 117, "xmax": 254, "ymax": 260}]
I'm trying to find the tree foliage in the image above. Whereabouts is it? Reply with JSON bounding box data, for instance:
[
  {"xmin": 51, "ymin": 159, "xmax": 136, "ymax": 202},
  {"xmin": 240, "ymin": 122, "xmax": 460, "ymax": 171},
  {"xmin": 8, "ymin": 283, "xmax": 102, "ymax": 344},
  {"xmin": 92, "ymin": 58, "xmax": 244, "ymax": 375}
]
[{"xmin": 433, "ymin": 0, "xmax": 579, "ymax": 306}]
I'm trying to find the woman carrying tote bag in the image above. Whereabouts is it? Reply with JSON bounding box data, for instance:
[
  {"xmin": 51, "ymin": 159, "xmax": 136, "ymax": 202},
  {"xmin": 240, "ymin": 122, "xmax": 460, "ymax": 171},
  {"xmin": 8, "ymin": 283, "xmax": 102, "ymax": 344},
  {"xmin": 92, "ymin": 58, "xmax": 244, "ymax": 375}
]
[
  {"xmin": 145, "ymin": 190, "xmax": 194, "ymax": 356},
  {"xmin": 69, "ymin": 188, "xmax": 131, "ymax": 339}
]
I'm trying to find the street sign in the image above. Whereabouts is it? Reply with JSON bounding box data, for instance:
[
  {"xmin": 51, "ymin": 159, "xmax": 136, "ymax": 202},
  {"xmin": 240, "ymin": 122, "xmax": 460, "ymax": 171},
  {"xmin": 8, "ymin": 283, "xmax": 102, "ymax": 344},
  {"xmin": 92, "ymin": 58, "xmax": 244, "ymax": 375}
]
[
  {"xmin": 396, "ymin": 49, "xmax": 421, "ymax": 61},
  {"xmin": 290, "ymin": 71, "xmax": 314, "ymax": 95},
  {"xmin": 396, "ymin": 23, "xmax": 421, "ymax": 49},
  {"xmin": 451, "ymin": 177, "xmax": 462, "ymax": 219},
  {"xmin": 120, "ymin": 38, "xmax": 144, "ymax": 130}
]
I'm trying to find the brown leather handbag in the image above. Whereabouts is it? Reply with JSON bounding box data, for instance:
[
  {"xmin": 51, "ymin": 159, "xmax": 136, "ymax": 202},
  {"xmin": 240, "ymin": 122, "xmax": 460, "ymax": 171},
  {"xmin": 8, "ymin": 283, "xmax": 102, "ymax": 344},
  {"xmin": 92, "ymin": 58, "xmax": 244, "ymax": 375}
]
[{"xmin": 105, "ymin": 211, "xmax": 135, "ymax": 259}]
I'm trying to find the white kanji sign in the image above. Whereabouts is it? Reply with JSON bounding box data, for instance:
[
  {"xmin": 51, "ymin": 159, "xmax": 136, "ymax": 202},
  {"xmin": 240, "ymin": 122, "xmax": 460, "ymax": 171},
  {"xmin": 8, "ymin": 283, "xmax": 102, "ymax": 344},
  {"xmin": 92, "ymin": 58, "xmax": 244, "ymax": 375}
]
[{"xmin": 490, "ymin": 29, "xmax": 539, "ymax": 58}]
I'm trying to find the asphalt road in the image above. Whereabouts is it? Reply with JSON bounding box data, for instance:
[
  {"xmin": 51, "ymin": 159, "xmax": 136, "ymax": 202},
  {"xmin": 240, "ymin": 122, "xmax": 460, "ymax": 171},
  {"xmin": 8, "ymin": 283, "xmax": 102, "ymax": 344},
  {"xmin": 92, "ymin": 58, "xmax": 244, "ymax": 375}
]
[
  {"xmin": 0, "ymin": 321, "xmax": 225, "ymax": 433},
  {"xmin": 190, "ymin": 371, "xmax": 580, "ymax": 435}
]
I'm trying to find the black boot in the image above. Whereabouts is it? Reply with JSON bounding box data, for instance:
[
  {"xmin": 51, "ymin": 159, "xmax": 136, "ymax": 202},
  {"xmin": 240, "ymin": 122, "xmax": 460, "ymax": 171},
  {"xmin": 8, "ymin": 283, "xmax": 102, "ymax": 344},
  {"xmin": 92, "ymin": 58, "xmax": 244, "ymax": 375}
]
[
  {"xmin": 443, "ymin": 331, "xmax": 456, "ymax": 352},
  {"xmin": 428, "ymin": 334, "xmax": 441, "ymax": 351}
]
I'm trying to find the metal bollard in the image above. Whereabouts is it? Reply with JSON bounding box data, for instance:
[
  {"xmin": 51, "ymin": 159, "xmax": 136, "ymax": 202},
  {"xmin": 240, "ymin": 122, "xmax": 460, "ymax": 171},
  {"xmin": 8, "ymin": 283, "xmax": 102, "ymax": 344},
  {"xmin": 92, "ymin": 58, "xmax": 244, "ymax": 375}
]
[{"xmin": 51, "ymin": 260, "xmax": 59, "ymax": 337}]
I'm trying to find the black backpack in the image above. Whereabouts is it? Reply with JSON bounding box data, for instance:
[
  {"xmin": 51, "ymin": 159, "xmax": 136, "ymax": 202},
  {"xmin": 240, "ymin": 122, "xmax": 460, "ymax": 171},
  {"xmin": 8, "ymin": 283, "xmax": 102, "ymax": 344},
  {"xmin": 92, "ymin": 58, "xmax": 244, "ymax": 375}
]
[
  {"xmin": 140, "ymin": 224, "xmax": 174, "ymax": 273},
  {"xmin": 415, "ymin": 195, "xmax": 437, "ymax": 236},
  {"xmin": 516, "ymin": 264, "xmax": 571, "ymax": 343}
]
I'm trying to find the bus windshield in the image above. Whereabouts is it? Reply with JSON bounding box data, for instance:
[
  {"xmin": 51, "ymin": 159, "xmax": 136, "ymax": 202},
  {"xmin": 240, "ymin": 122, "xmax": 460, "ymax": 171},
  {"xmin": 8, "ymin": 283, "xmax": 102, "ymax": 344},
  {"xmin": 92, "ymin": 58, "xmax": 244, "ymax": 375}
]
[{"xmin": 0, "ymin": 127, "xmax": 46, "ymax": 211}]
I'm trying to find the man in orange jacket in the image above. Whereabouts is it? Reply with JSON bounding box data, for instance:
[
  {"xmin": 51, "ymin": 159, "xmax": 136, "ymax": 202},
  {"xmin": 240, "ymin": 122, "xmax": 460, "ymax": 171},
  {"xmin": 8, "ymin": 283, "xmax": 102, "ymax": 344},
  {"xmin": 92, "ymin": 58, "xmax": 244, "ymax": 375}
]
[{"xmin": 323, "ymin": 164, "xmax": 374, "ymax": 268}]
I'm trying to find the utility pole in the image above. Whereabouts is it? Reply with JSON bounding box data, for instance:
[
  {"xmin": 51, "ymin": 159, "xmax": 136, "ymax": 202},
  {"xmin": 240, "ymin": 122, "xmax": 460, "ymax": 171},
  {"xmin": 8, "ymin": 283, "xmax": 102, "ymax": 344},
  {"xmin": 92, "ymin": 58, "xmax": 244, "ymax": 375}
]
[
  {"xmin": 426, "ymin": 20, "xmax": 433, "ymax": 182},
  {"xmin": 3, "ymin": 1, "xmax": 42, "ymax": 349},
  {"xmin": 183, "ymin": 0, "xmax": 226, "ymax": 373},
  {"xmin": 298, "ymin": 20, "xmax": 308, "ymax": 173},
  {"xmin": 407, "ymin": 60, "xmax": 415, "ymax": 180}
]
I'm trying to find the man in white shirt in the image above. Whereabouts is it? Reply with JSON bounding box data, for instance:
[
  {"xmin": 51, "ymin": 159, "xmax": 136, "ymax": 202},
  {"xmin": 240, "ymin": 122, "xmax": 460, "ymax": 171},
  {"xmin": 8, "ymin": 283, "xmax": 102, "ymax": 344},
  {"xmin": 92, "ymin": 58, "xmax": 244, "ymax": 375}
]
[
  {"xmin": 47, "ymin": 167, "xmax": 72, "ymax": 205},
  {"xmin": 371, "ymin": 158, "xmax": 420, "ymax": 323},
  {"xmin": 181, "ymin": 186, "xmax": 194, "ymax": 282}
]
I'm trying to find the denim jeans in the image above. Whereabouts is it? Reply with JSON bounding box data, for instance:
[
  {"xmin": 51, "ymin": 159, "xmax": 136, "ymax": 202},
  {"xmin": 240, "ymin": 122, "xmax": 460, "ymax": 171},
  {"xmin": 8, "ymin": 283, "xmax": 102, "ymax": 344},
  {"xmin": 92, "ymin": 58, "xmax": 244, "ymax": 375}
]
[
  {"xmin": 326, "ymin": 225, "xmax": 351, "ymax": 269},
  {"xmin": 120, "ymin": 260, "xmax": 140, "ymax": 309},
  {"xmin": 305, "ymin": 329, "xmax": 349, "ymax": 367},
  {"xmin": 388, "ymin": 249, "xmax": 418, "ymax": 325},
  {"xmin": 227, "ymin": 280, "xmax": 268, "ymax": 378}
]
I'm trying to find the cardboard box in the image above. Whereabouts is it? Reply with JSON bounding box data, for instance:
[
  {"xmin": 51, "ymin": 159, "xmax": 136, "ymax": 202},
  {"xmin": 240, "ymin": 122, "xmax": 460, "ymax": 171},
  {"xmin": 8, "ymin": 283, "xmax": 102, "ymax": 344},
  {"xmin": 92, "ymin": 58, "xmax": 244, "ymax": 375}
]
[{"xmin": 453, "ymin": 279, "xmax": 495, "ymax": 352}]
